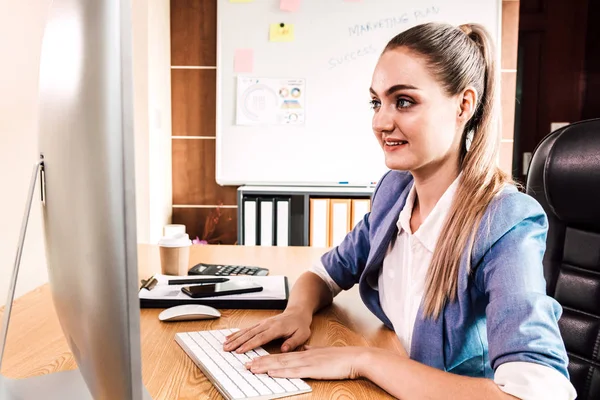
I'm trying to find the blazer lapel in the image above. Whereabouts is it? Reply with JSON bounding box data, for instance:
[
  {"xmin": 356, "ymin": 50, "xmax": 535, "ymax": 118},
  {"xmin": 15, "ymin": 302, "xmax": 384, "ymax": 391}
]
[{"xmin": 364, "ymin": 177, "xmax": 414, "ymax": 280}]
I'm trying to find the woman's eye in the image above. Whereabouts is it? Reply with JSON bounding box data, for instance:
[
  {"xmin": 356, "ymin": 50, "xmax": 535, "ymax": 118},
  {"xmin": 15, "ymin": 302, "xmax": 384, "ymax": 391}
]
[
  {"xmin": 369, "ymin": 99, "xmax": 381, "ymax": 110},
  {"xmin": 396, "ymin": 98, "xmax": 413, "ymax": 109}
]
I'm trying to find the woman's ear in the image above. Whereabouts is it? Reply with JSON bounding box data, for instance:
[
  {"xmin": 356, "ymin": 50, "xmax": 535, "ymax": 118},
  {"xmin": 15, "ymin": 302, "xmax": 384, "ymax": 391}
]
[{"xmin": 457, "ymin": 87, "xmax": 477, "ymax": 123}]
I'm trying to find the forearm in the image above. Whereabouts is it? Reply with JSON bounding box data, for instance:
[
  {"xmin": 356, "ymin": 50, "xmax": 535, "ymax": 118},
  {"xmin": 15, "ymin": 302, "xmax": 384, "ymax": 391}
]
[
  {"xmin": 285, "ymin": 271, "xmax": 333, "ymax": 317},
  {"xmin": 359, "ymin": 348, "xmax": 518, "ymax": 400}
]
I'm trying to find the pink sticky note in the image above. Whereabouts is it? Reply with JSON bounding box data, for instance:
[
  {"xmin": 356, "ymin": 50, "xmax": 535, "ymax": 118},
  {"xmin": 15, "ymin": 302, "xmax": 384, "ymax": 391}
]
[
  {"xmin": 234, "ymin": 49, "xmax": 254, "ymax": 73},
  {"xmin": 280, "ymin": 0, "xmax": 301, "ymax": 12}
]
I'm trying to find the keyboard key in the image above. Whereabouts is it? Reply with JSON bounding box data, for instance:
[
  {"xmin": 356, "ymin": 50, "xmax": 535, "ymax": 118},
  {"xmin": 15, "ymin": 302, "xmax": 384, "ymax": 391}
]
[
  {"xmin": 237, "ymin": 369, "xmax": 271, "ymax": 395},
  {"xmin": 255, "ymin": 373, "xmax": 286, "ymax": 394},
  {"xmin": 289, "ymin": 378, "xmax": 312, "ymax": 391},
  {"xmin": 234, "ymin": 379, "xmax": 259, "ymax": 398},
  {"xmin": 233, "ymin": 351, "xmax": 252, "ymax": 364},
  {"xmin": 274, "ymin": 377, "xmax": 300, "ymax": 392},
  {"xmin": 254, "ymin": 347, "xmax": 269, "ymax": 357},
  {"xmin": 211, "ymin": 330, "xmax": 228, "ymax": 344}
]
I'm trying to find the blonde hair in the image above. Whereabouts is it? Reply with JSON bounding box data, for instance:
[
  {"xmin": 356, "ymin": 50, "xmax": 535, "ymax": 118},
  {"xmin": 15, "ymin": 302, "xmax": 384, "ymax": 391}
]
[{"xmin": 384, "ymin": 22, "xmax": 511, "ymax": 319}]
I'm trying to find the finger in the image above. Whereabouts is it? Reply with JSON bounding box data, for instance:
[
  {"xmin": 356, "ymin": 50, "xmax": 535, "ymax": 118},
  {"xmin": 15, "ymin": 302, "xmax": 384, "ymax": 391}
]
[
  {"xmin": 224, "ymin": 325, "xmax": 255, "ymax": 344},
  {"xmin": 223, "ymin": 326, "xmax": 255, "ymax": 349},
  {"xmin": 248, "ymin": 353, "xmax": 307, "ymax": 374},
  {"xmin": 280, "ymin": 332, "xmax": 307, "ymax": 352},
  {"xmin": 267, "ymin": 367, "xmax": 311, "ymax": 379},
  {"xmin": 223, "ymin": 324, "xmax": 267, "ymax": 351},
  {"xmin": 302, "ymin": 345, "xmax": 325, "ymax": 350},
  {"xmin": 236, "ymin": 327, "xmax": 283, "ymax": 354}
]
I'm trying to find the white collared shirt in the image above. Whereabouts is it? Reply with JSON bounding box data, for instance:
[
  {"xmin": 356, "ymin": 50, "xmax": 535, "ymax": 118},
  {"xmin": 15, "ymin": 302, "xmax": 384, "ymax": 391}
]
[{"xmin": 309, "ymin": 176, "xmax": 577, "ymax": 400}]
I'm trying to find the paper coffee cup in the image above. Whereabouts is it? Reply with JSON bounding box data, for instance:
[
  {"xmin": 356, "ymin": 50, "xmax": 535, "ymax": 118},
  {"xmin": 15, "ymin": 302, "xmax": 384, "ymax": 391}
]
[
  {"xmin": 158, "ymin": 233, "xmax": 192, "ymax": 276},
  {"xmin": 163, "ymin": 224, "xmax": 186, "ymax": 237}
]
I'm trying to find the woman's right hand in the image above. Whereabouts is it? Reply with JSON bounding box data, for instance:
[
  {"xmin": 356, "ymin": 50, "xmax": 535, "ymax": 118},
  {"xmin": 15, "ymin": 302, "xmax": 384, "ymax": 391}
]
[{"xmin": 223, "ymin": 309, "xmax": 312, "ymax": 354}]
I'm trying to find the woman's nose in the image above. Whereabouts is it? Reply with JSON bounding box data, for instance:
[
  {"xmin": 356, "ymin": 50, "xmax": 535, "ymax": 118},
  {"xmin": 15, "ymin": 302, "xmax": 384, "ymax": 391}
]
[{"xmin": 372, "ymin": 106, "xmax": 394, "ymax": 134}]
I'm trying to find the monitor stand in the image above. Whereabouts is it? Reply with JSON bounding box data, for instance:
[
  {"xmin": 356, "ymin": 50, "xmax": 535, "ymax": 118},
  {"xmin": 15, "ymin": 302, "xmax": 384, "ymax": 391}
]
[{"xmin": 0, "ymin": 160, "xmax": 152, "ymax": 400}]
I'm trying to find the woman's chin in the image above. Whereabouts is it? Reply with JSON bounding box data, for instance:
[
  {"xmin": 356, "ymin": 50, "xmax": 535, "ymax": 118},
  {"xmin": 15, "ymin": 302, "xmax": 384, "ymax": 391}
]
[{"xmin": 384, "ymin": 157, "xmax": 414, "ymax": 171}]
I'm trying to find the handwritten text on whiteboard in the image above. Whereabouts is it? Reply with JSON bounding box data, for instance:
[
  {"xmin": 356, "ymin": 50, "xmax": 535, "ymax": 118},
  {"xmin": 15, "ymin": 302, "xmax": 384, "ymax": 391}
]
[{"xmin": 348, "ymin": 6, "xmax": 440, "ymax": 37}]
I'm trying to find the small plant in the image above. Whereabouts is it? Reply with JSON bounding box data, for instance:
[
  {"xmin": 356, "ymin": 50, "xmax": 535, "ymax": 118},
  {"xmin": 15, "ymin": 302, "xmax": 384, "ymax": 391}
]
[{"xmin": 194, "ymin": 202, "xmax": 237, "ymax": 245}]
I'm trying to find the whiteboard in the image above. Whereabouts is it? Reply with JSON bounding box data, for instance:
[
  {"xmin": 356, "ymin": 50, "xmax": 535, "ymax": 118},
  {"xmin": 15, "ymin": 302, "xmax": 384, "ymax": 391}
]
[{"xmin": 216, "ymin": 0, "xmax": 501, "ymax": 186}]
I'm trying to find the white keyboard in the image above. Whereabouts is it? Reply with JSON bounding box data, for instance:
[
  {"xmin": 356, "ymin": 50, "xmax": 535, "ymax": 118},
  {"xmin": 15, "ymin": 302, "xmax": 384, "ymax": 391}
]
[{"xmin": 175, "ymin": 329, "xmax": 312, "ymax": 400}]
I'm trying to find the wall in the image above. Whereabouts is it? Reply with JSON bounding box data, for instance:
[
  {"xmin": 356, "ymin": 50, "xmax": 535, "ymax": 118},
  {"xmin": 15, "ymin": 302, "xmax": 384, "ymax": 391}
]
[
  {"xmin": 134, "ymin": 0, "xmax": 173, "ymax": 245},
  {"xmin": 0, "ymin": 0, "xmax": 51, "ymax": 303},
  {"xmin": 147, "ymin": 0, "xmax": 173, "ymax": 244},
  {"xmin": 0, "ymin": 0, "xmax": 172, "ymax": 305},
  {"xmin": 169, "ymin": 0, "xmax": 521, "ymax": 243},
  {"xmin": 133, "ymin": 0, "xmax": 151, "ymax": 244}
]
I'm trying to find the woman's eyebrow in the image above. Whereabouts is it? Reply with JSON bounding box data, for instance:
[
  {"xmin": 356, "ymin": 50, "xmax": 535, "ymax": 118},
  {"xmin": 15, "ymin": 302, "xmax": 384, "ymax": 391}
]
[{"xmin": 369, "ymin": 84, "xmax": 420, "ymax": 97}]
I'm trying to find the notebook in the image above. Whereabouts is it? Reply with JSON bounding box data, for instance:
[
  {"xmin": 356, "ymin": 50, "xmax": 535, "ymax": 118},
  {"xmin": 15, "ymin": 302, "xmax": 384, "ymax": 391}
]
[{"xmin": 139, "ymin": 274, "xmax": 289, "ymax": 310}]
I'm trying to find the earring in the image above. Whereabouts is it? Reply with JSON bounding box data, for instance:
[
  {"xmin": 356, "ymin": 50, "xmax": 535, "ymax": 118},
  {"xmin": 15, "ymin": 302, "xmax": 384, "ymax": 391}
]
[{"xmin": 465, "ymin": 130, "xmax": 474, "ymax": 151}]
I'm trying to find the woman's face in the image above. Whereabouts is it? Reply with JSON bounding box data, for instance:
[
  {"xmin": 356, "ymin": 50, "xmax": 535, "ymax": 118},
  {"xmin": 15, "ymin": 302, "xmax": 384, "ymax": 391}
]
[{"xmin": 370, "ymin": 47, "xmax": 473, "ymax": 176}]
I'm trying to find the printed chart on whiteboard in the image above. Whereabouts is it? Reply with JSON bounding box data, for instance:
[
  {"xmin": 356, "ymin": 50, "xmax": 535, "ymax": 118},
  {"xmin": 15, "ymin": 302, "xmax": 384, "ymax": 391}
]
[{"xmin": 236, "ymin": 77, "xmax": 305, "ymax": 126}]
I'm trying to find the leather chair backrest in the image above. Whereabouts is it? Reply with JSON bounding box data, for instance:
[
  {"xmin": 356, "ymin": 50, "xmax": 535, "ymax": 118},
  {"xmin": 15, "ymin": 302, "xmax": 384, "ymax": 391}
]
[{"xmin": 526, "ymin": 118, "xmax": 600, "ymax": 400}]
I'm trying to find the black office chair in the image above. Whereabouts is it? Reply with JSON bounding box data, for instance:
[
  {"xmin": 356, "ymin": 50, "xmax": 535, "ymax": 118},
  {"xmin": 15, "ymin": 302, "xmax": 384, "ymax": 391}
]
[{"xmin": 526, "ymin": 118, "xmax": 600, "ymax": 400}]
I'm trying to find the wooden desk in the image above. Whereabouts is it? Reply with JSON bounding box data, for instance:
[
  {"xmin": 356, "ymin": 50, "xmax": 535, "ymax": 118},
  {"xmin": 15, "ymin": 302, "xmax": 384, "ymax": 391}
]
[{"xmin": 1, "ymin": 245, "xmax": 404, "ymax": 399}]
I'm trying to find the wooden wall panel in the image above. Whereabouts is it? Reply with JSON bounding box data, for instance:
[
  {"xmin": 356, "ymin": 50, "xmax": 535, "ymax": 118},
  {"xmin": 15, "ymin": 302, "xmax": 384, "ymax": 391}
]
[
  {"xmin": 170, "ymin": 0, "xmax": 236, "ymax": 245},
  {"xmin": 172, "ymin": 207, "xmax": 237, "ymax": 245},
  {"xmin": 170, "ymin": 0, "xmax": 217, "ymax": 66},
  {"xmin": 172, "ymin": 138, "xmax": 237, "ymax": 205},
  {"xmin": 171, "ymin": 69, "xmax": 216, "ymax": 136}
]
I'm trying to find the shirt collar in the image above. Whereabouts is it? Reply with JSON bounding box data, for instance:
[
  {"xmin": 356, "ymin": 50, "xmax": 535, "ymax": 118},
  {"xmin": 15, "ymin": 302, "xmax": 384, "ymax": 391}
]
[{"xmin": 397, "ymin": 173, "xmax": 462, "ymax": 253}]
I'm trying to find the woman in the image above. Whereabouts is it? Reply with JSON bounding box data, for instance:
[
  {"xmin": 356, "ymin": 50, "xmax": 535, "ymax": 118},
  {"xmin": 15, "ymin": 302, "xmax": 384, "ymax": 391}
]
[{"xmin": 224, "ymin": 22, "xmax": 576, "ymax": 399}]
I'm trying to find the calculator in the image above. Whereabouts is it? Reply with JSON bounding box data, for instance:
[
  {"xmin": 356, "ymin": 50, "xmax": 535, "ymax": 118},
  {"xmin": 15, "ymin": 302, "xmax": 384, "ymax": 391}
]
[{"xmin": 187, "ymin": 262, "xmax": 269, "ymax": 277}]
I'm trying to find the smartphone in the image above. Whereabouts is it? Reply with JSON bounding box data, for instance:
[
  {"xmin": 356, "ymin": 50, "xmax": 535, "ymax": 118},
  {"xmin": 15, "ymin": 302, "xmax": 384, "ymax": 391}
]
[{"xmin": 181, "ymin": 280, "xmax": 263, "ymax": 298}]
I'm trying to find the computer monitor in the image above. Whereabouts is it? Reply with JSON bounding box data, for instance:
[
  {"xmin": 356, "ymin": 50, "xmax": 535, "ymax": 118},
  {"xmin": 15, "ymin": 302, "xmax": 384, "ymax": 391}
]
[{"xmin": 0, "ymin": 1, "xmax": 151, "ymax": 399}]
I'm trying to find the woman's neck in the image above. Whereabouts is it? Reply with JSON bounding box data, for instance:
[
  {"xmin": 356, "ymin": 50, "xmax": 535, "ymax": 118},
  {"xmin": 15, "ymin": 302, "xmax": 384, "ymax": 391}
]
[{"xmin": 410, "ymin": 164, "xmax": 460, "ymax": 231}]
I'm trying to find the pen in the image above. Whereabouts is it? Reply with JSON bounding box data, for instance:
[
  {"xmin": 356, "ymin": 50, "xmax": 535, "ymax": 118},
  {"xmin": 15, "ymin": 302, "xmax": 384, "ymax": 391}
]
[{"xmin": 168, "ymin": 277, "xmax": 230, "ymax": 285}]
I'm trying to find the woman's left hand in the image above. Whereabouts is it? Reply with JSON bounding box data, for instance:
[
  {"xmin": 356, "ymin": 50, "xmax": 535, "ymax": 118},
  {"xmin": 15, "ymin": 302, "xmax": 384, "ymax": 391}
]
[{"xmin": 246, "ymin": 346, "xmax": 370, "ymax": 380}]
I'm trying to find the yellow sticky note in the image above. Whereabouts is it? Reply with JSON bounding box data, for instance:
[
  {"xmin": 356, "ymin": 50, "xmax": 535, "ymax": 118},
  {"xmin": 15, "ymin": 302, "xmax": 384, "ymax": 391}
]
[{"xmin": 269, "ymin": 23, "xmax": 295, "ymax": 42}]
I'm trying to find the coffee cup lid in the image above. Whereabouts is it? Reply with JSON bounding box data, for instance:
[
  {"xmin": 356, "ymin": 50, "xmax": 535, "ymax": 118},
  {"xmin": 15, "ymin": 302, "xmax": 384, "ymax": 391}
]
[{"xmin": 158, "ymin": 232, "xmax": 192, "ymax": 247}]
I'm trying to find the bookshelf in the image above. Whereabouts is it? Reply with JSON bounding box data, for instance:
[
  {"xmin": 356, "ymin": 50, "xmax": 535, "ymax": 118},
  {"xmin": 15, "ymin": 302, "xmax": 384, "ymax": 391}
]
[{"xmin": 237, "ymin": 186, "xmax": 374, "ymax": 247}]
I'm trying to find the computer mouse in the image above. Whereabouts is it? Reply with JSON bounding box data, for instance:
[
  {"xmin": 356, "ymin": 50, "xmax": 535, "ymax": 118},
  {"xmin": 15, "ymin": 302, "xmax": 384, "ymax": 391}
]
[{"xmin": 158, "ymin": 304, "xmax": 221, "ymax": 322}]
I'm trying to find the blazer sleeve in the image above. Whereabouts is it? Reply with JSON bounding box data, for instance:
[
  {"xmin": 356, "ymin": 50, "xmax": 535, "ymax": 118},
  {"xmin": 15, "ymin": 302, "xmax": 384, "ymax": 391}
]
[
  {"xmin": 474, "ymin": 191, "xmax": 571, "ymax": 380},
  {"xmin": 319, "ymin": 171, "xmax": 391, "ymax": 290}
]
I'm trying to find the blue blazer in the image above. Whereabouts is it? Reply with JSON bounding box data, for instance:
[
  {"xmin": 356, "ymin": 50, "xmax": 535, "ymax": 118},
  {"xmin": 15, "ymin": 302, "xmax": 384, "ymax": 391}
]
[{"xmin": 322, "ymin": 170, "xmax": 570, "ymax": 379}]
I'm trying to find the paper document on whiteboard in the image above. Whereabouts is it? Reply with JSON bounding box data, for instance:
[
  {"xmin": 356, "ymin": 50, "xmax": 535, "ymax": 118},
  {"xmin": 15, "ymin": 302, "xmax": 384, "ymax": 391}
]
[{"xmin": 236, "ymin": 76, "xmax": 305, "ymax": 126}]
